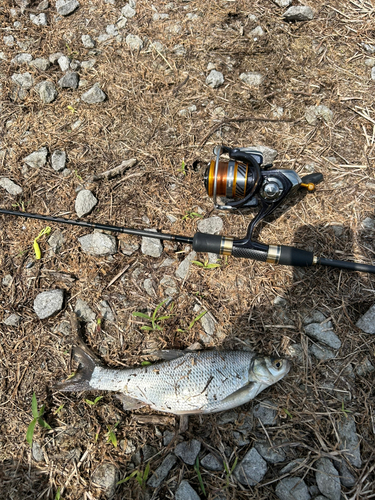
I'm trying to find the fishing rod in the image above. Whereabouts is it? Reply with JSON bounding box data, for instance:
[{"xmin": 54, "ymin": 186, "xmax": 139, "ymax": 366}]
[{"xmin": 1, "ymin": 145, "xmax": 374, "ymax": 274}]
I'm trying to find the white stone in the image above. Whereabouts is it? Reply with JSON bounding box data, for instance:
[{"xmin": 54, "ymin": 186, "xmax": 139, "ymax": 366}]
[
  {"xmin": 0, "ymin": 178, "xmax": 23, "ymax": 195},
  {"xmin": 121, "ymin": 4, "xmax": 136, "ymax": 17},
  {"xmin": 240, "ymin": 71, "xmax": 264, "ymax": 86},
  {"xmin": 58, "ymin": 55, "xmax": 70, "ymax": 72},
  {"xmin": 75, "ymin": 189, "xmax": 98, "ymax": 217},
  {"xmin": 206, "ymin": 70, "xmax": 224, "ymax": 88},
  {"xmin": 126, "ymin": 34, "xmax": 143, "ymax": 50}
]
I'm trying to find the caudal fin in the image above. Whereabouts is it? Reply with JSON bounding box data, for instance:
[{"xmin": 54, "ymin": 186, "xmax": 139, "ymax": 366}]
[{"xmin": 55, "ymin": 346, "xmax": 99, "ymax": 392}]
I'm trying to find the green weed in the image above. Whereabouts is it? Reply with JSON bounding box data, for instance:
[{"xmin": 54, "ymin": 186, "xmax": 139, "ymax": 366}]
[
  {"xmin": 106, "ymin": 422, "xmax": 119, "ymax": 448},
  {"xmin": 117, "ymin": 463, "xmax": 150, "ymax": 489},
  {"xmin": 177, "ymin": 310, "xmax": 207, "ymax": 333},
  {"xmin": 224, "ymin": 457, "xmax": 238, "ymax": 488},
  {"xmin": 26, "ymin": 392, "xmax": 51, "ymax": 447},
  {"xmin": 182, "ymin": 210, "xmax": 203, "ymax": 221},
  {"xmin": 132, "ymin": 299, "xmax": 173, "ymax": 332},
  {"xmin": 85, "ymin": 396, "xmax": 103, "ymax": 406},
  {"xmin": 194, "ymin": 457, "xmax": 206, "ymax": 496},
  {"xmin": 178, "ymin": 159, "xmax": 186, "ymax": 175},
  {"xmin": 192, "ymin": 258, "xmax": 221, "ymax": 269}
]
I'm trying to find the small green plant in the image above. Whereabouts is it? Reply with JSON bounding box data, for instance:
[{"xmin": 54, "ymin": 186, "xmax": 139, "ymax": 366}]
[
  {"xmin": 282, "ymin": 408, "xmax": 293, "ymax": 419},
  {"xmin": 74, "ymin": 169, "xmax": 83, "ymax": 182},
  {"xmin": 192, "ymin": 258, "xmax": 221, "ymax": 269},
  {"xmin": 55, "ymin": 487, "xmax": 61, "ymax": 500},
  {"xmin": 341, "ymin": 400, "xmax": 352, "ymax": 418},
  {"xmin": 26, "ymin": 392, "xmax": 51, "ymax": 447},
  {"xmin": 194, "ymin": 457, "xmax": 206, "ymax": 496},
  {"xmin": 224, "ymin": 457, "xmax": 238, "ymax": 488},
  {"xmin": 178, "ymin": 159, "xmax": 187, "ymax": 175},
  {"xmin": 67, "ymin": 105, "xmax": 77, "ymax": 114},
  {"xmin": 182, "ymin": 210, "xmax": 203, "ymax": 221},
  {"xmin": 106, "ymin": 422, "xmax": 119, "ymax": 448},
  {"xmin": 177, "ymin": 310, "xmax": 207, "ymax": 333},
  {"xmin": 117, "ymin": 463, "xmax": 151, "ymax": 489},
  {"xmin": 54, "ymin": 404, "xmax": 64, "ymax": 415},
  {"xmin": 132, "ymin": 299, "xmax": 173, "ymax": 332},
  {"xmin": 94, "ymin": 425, "xmax": 100, "ymax": 442},
  {"xmin": 12, "ymin": 201, "xmax": 26, "ymax": 212},
  {"xmin": 85, "ymin": 396, "xmax": 103, "ymax": 406}
]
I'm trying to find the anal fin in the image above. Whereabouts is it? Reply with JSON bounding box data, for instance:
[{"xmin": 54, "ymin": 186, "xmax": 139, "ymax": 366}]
[{"xmin": 116, "ymin": 393, "xmax": 147, "ymax": 411}]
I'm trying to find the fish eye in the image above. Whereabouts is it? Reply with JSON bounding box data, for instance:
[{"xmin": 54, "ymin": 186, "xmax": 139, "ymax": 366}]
[{"xmin": 272, "ymin": 359, "xmax": 283, "ymax": 369}]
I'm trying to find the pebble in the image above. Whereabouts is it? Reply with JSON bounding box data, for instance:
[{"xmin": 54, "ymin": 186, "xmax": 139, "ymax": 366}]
[
  {"xmin": 337, "ymin": 460, "xmax": 356, "ymax": 488},
  {"xmin": 30, "ymin": 13, "xmax": 47, "ymax": 25},
  {"xmin": 283, "ymin": 6, "xmax": 314, "ymax": 21},
  {"xmin": 304, "ymin": 322, "xmax": 341, "ymax": 349},
  {"xmin": 4, "ymin": 313, "xmax": 22, "ymax": 326},
  {"xmin": 174, "ymin": 439, "xmax": 201, "ymax": 465},
  {"xmin": 56, "ymin": 0, "xmax": 80, "ymax": 16},
  {"xmin": 2, "ymin": 275, "xmax": 13, "ymax": 287},
  {"xmin": 361, "ymin": 42, "xmax": 375, "ymax": 53},
  {"xmin": 175, "ymin": 480, "xmax": 200, "ymax": 500},
  {"xmin": 371, "ymin": 67, "xmax": 375, "ymax": 80},
  {"xmin": 142, "ymin": 445, "xmax": 157, "ymax": 461},
  {"xmin": 49, "ymin": 52, "xmax": 63, "ymax": 64},
  {"xmin": 143, "ymin": 278, "xmax": 155, "ymax": 297},
  {"xmin": 302, "ymin": 310, "xmax": 326, "ymax": 325},
  {"xmin": 141, "ymin": 230, "xmax": 163, "ymax": 258},
  {"xmin": 126, "ymin": 34, "xmax": 143, "ymax": 51},
  {"xmin": 356, "ymin": 356, "xmax": 374, "ymax": 376},
  {"xmin": 0, "ymin": 177, "xmax": 23, "ymax": 195},
  {"xmin": 81, "ymin": 83, "xmax": 107, "ymax": 103},
  {"xmin": 75, "ymin": 190, "xmax": 98, "ymax": 217},
  {"xmin": 163, "ymin": 430, "xmax": 174, "ymax": 446},
  {"xmin": 35, "ymin": 80, "xmax": 58, "ymax": 103},
  {"xmin": 275, "ymin": 477, "xmax": 311, "ymax": 500},
  {"xmin": 305, "ymin": 105, "xmax": 333, "ymax": 125},
  {"xmin": 122, "ymin": 4, "xmax": 136, "ymax": 17},
  {"xmin": 178, "ymin": 105, "xmax": 196, "ymax": 117},
  {"xmin": 51, "ymin": 150, "xmax": 66, "ymax": 171},
  {"xmin": 200, "ymin": 311, "xmax": 216, "ymax": 344},
  {"xmin": 120, "ymin": 242, "xmax": 139, "ymax": 255},
  {"xmin": 234, "ymin": 448, "xmax": 268, "ymax": 486},
  {"xmin": 272, "ymin": 0, "xmax": 292, "ymax": 6},
  {"xmin": 11, "ymin": 72, "xmax": 34, "ymax": 89},
  {"xmin": 30, "ymin": 58, "xmax": 51, "ymax": 71},
  {"xmin": 175, "ymin": 251, "xmax": 197, "ymax": 279},
  {"xmin": 37, "ymin": 0, "xmax": 49, "ymax": 9},
  {"xmin": 254, "ymin": 440, "xmax": 286, "ymax": 464},
  {"xmin": 11, "ymin": 53, "xmax": 33, "ymax": 65},
  {"xmin": 58, "ymin": 55, "xmax": 70, "ymax": 72},
  {"xmin": 362, "ymin": 217, "xmax": 375, "ymax": 231},
  {"xmin": 160, "ymin": 276, "xmax": 177, "ymax": 288},
  {"xmin": 253, "ymin": 399, "xmax": 277, "ymax": 426},
  {"xmin": 173, "ymin": 44, "xmax": 186, "ymax": 56},
  {"xmin": 337, "ymin": 416, "xmax": 361, "ymax": 468},
  {"xmin": 23, "ymin": 147, "xmax": 48, "ymax": 168},
  {"xmin": 81, "ymin": 59, "xmax": 96, "ymax": 70},
  {"xmin": 75, "ymin": 298, "xmax": 95, "ymax": 322},
  {"xmin": 250, "ymin": 145, "xmax": 278, "ymax": 165},
  {"xmin": 197, "ymin": 216, "xmax": 223, "ymax": 235},
  {"xmin": 58, "ymin": 71, "xmax": 79, "ymax": 89},
  {"xmin": 78, "ymin": 232, "xmax": 117, "ymax": 256},
  {"xmin": 280, "ymin": 459, "xmax": 304, "ymax": 474},
  {"xmin": 206, "ymin": 70, "xmax": 224, "ymax": 88},
  {"xmin": 240, "ymin": 72, "xmax": 264, "ymax": 86},
  {"xmin": 309, "ymin": 343, "xmax": 336, "ymax": 361},
  {"xmin": 315, "ymin": 458, "xmax": 341, "ymax": 500},
  {"xmin": 356, "ymin": 303, "xmax": 375, "ymax": 333},
  {"xmin": 33, "ymin": 289, "xmax": 64, "ymax": 319},
  {"xmin": 82, "ymin": 34, "xmax": 95, "ymax": 48},
  {"xmin": 48, "ymin": 230, "xmax": 65, "ymax": 253},
  {"xmin": 147, "ymin": 453, "xmax": 177, "ymax": 488},
  {"xmin": 91, "ymin": 463, "xmax": 118, "ymax": 498},
  {"xmin": 32, "ymin": 442, "xmax": 44, "ymax": 462},
  {"xmin": 201, "ymin": 453, "xmax": 223, "ymax": 471},
  {"xmin": 99, "ymin": 300, "xmax": 115, "ymax": 321},
  {"xmin": 4, "ymin": 35, "xmax": 15, "ymax": 47},
  {"xmin": 250, "ymin": 25, "xmax": 265, "ymax": 38}
]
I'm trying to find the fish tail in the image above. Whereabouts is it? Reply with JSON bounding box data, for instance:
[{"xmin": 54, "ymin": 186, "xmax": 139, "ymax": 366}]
[{"xmin": 55, "ymin": 346, "xmax": 98, "ymax": 392}]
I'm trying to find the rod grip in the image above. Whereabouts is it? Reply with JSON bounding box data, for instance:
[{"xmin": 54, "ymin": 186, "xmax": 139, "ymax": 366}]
[
  {"xmin": 193, "ymin": 233, "xmax": 223, "ymax": 254},
  {"xmin": 231, "ymin": 245, "xmax": 268, "ymax": 262},
  {"xmin": 278, "ymin": 245, "xmax": 314, "ymax": 266}
]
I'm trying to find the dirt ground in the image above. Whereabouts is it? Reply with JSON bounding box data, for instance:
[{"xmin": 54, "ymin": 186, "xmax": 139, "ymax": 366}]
[{"xmin": 1, "ymin": 0, "xmax": 375, "ymax": 498}]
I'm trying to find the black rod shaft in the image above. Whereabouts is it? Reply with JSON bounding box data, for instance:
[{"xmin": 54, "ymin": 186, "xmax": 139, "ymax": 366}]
[
  {"xmin": 318, "ymin": 257, "xmax": 375, "ymax": 274},
  {"xmin": 0, "ymin": 209, "xmax": 194, "ymax": 245}
]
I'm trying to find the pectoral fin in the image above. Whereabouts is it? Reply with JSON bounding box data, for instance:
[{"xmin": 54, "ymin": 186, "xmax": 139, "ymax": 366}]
[
  {"xmin": 116, "ymin": 393, "xmax": 147, "ymax": 410},
  {"xmin": 219, "ymin": 382, "xmax": 263, "ymax": 408}
]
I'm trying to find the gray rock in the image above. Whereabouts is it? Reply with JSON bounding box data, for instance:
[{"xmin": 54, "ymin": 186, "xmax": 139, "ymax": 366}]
[
  {"xmin": 253, "ymin": 399, "xmax": 277, "ymax": 426},
  {"xmin": 303, "ymin": 310, "xmax": 326, "ymax": 325},
  {"xmin": 305, "ymin": 105, "xmax": 333, "ymax": 125},
  {"xmin": 122, "ymin": 4, "xmax": 136, "ymax": 17},
  {"xmin": 49, "ymin": 52, "xmax": 63, "ymax": 64},
  {"xmin": 288, "ymin": 343, "xmax": 305, "ymax": 364},
  {"xmin": 201, "ymin": 453, "xmax": 223, "ymax": 471},
  {"xmin": 78, "ymin": 232, "xmax": 117, "ymax": 256},
  {"xmin": 240, "ymin": 72, "xmax": 264, "ymax": 86},
  {"xmin": 4, "ymin": 35, "xmax": 15, "ymax": 47},
  {"xmin": 120, "ymin": 242, "xmax": 139, "ymax": 255},
  {"xmin": 362, "ymin": 217, "xmax": 375, "ymax": 230},
  {"xmin": 11, "ymin": 53, "xmax": 33, "ymax": 65},
  {"xmin": 361, "ymin": 42, "xmax": 375, "ymax": 54},
  {"xmin": 216, "ymin": 410, "xmax": 238, "ymax": 425},
  {"xmin": 174, "ymin": 439, "xmax": 201, "ymax": 465},
  {"xmin": 309, "ymin": 343, "xmax": 336, "ymax": 361},
  {"xmin": 283, "ymin": 6, "xmax": 314, "ymax": 21},
  {"xmin": 356, "ymin": 304, "xmax": 375, "ymax": 333},
  {"xmin": 250, "ymin": 26, "xmax": 265, "ymax": 38},
  {"xmin": 23, "ymin": 148, "xmax": 48, "ymax": 169},
  {"xmin": 81, "ymin": 83, "xmax": 107, "ymax": 103},
  {"xmin": 75, "ymin": 189, "xmax": 98, "ymax": 217},
  {"xmin": 247, "ymin": 145, "xmax": 278, "ymax": 165},
  {"xmin": 97, "ymin": 34, "xmax": 111, "ymax": 43},
  {"xmin": 175, "ymin": 251, "xmax": 196, "ymax": 280},
  {"xmin": 163, "ymin": 430, "xmax": 174, "ymax": 446},
  {"xmin": 30, "ymin": 13, "xmax": 47, "ymax": 25},
  {"xmin": 254, "ymin": 440, "xmax": 286, "ymax": 464},
  {"xmin": 55, "ymin": 321, "xmax": 70, "ymax": 336},
  {"xmin": 173, "ymin": 44, "xmax": 186, "ymax": 56},
  {"xmin": 200, "ymin": 311, "xmax": 216, "ymax": 344},
  {"xmin": 33, "ymin": 289, "xmax": 64, "ymax": 319},
  {"xmin": 206, "ymin": 70, "xmax": 224, "ymax": 88},
  {"xmin": 337, "ymin": 460, "xmax": 356, "ymax": 488},
  {"xmin": 81, "ymin": 59, "xmax": 96, "ymax": 70},
  {"xmin": 142, "ymin": 444, "xmax": 157, "ymax": 461},
  {"xmin": 82, "ymin": 34, "xmax": 95, "ymax": 48},
  {"xmin": 0, "ymin": 178, "xmax": 23, "ymax": 195},
  {"xmin": 356, "ymin": 356, "xmax": 375, "ymax": 376},
  {"xmin": 273, "ymin": 296, "xmax": 287, "ymax": 307},
  {"xmin": 11, "ymin": 72, "xmax": 34, "ymax": 89},
  {"xmin": 147, "ymin": 453, "xmax": 177, "ymax": 488},
  {"xmin": 272, "ymin": 0, "xmax": 292, "ymax": 6},
  {"xmin": 51, "ymin": 150, "xmax": 66, "ymax": 171},
  {"xmin": 48, "ymin": 230, "xmax": 65, "ymax": 253},
  {"xmin": 160, "ymin": 276, "xmax": 177, "ymax": 288},
  {"xmin": 2, "ymin": 275, "xmax": 13, "ymax": 287},
  {"xmin": 36, "ymin": 81, "xmax": 57, "ymax": 103},
  {"xmin": 178, "ymin": 105, "xmax": 197, "ymax": 117},
  {"xmin": 37, "ymin": 0, "xmax": 49, "ymax": 9},
  {"xmin": 75, "ymin": 298, "xmax": 95, "ymax": 323},
  {"xmin": 234, "ymin": 448, "xmax": 268, "ymax": 486},
  {"xmin": 32, "ymin": 442, "xmax": 44, "ymax": 462},
  {"xmin": 58, "ymin": 71, "xmax": 79, "ymax": 89},
  {"xmin": 126, "ymin": 34, "xmax": 143, "ymax": 51},
  {"xmin": 56, "ymin": 0, "xmax": 80, "ymax": 16},
  {"xmin": 141, "ymin": 230, "xmax": 163, "ymax": 258},
  {"xmin": 143, "ymin": 278, "xmax": 155, "ymax": 297},
  {"xmin": 106, "ymin": 24, "xmax": 118, "ymax": 36},
  {"xmin": 4, "ymin": 313, "xmax": 22, "ymax": 326},
  {"xmin": 58, "ymin": 55, "xmax": 70, "ymax": 72},
  {"xmin": 99, "ymin": 300, "xmax": 115, "ymax": 321},
  {"xmin": 276, "ymin": 477, "xmax": 311, "ymax": 500},
  {"xmin": 304, "ymin": 322, "xmax": 341, "ymax": 349},
  {"xmin": 91, "ymin": 463, "xmax": 118, "ymax": 498},
  {"xmin": 30, "ymin": 58, "xmax": 51, "ymax": 71},
  {"xmin": 175, "ymin": 480, "xmax": 200, "ymax": 500},
  {"xmin": 337, "ymin": 416, "xmax": 361, "ymax": 468},
  {"xmin": 280, "ymin": 459, "xmax": 304, "ymax": 474},
  {"xmin": 371, "ymin": 66, "xmax": 375, "ymax": 80},
  {"xmin": 315, "ymin": 458, "xmax": 341, "ymax": 500},
  {"xmin": 197, "ymin": 216, "xmax": 223, "ymax": 235}
]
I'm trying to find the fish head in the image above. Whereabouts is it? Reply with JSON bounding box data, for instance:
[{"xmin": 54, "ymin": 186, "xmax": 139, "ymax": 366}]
[{"xmin": 250, "ymin": 356, "xmax": 291, "ymax": 386}]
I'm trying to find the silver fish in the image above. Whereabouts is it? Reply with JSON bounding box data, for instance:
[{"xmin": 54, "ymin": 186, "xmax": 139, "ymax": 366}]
[{"xmin": 57, "ymin": 346, "xmax": 290, "ymax": 415}]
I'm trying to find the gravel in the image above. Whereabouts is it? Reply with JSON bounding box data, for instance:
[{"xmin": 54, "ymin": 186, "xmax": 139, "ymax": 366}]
[
  {"xmin": 315, "ymin": 458, "xmax": 341, "ymax": 500},
  {"xmin": 253, "ymin": 399, "xmax": 277, "ymax": 426},
  {"xmin": 51, "ymin": 150, "xmax": 66, "ymax": 171},
  {"xmin": 234, "ymin": 447, "xmax": 268, "ymax": 486},
  {"xmin": 30, "ymin": 13, "xmax": 47, "ymax": 25},
  {"xmin": 12, "ymin": 72, "xmax": 34, "ymax": 89},
  {"xmin": 4, "ymin": 35, "xmax": 15, "ymax": 47},
  {"xmin": 11, "ymin": 53, "xmax": 33, "ymax": 65},
  {"xmin": 147, "ymin": 453, "xmax": 177, "ymax": 488},
  {"xmin": 78, "ymin": 232, "xmax": 117, "ymax": 256},
  {"xmin": 48, "ymin": 230, "xmax": 65, "ymax": 253},
  {"xmin": 32, "ymin": 442, "xmax": 44, "ymax": 462},
  {"xmin": 120, "ymin": 242, "xmax": 139, "ymax": 255},
  {"xmin": 272, "ymin": 0, "xmax": 292, "ymax": 6},
  {"xmin": 248, "ymin": 145, "xmax": 278, "ymax": 165},
  {"xmin": 337, "ymin": 416, "xmax": 362, "ymax": 468},
  {"xmin": 304, "ymin": 322, "xmax": 341, "ymax": 349},
  {"xmin": 23, "ymin": 147, "xmax": 48, "ymax": 168},
  {"xmin": 91, "ymin": 463, "xmax": 118, "ymax": 498},
  {"xmin": 126, "ymin": 34, "xmax": 143, "ymax": 50},
  {"xmin": 356, "ymin": 303, "xmax": 375, "ymax": 333},
  {"xmin": 33, "ymin": 289, "xmax": 64, "ymax": 319},
  {"xmin": 201, "ymin": 453, "xmax": 223, "ymax": 471},
  {"xmin": 200, "ymin": 310, "xmax": 216, "ymax": 344},
  {"xmin": 122, "ymin": 4, "xmax": 136, "ymax": 18},
  {"xmin": 81, "ymin": 83, "xmax": 107, "ymax": 103},
  {"xmin": 174, "ymin": 439, "xmax": 201, "ymax": 465},
  {"xmin": 175, "ymin": 251, "xmax": 196, "ymax": 279},
  {"xmin": 98, "ymin": 300, "xmax": 115, "ymax": 321},
  {"xmin": 141, "ymin": 230, "xmax": 163, "ymax": 257},
  {"xmin": 206, "ymin": 70, "xmax": 224, "ymax": 88},
  {"xmin": 175, "ymin": 480, "xmax": 200, "ymax": 500},
  {"xmin": 276, "ymin": 477, "xmax": 311, "ymax": 500},
  {"xmin": 240, "ymin": 72, "xmax": 264, "ymax": 86},
  {"xmin": 58, "ymin": 55, "xmax": 70, "ymax": 72},
  {"xmin": 82, "ymin": 34, "xmax": 95, "ymax": 48},
  {"xmin": 254, "ymin": 440, "xmax": 286, "ymax": 464},
  {"xmin": 283, "ymin": 6, "xmax": 314, "ymax": 21},
  {"xmin": 35, "ymin": 80, "xmax": 58, "ymax": 103},
  {"xmin": 75, "ymin": 298, "xmax": 95, "ymax": 323},
  {"xmin": 4, "ymin": 313, "xmax": 22, "ymax": 326},
  {"xmin": 58, "ymin": 71, "xmax": 79, "ymax": 89},
  {"xmin": 303, "ymin": 310, "xmax": 326, "ymax": 325},
  {"xmin": 56, "ymin": 0, "xmax": 80, "ymax": 16},
  {"xmin": 0, "ymin": 177, "xmax": 23, "ymax": 195},
  {"xmin": 309, "ymin": 343, "xmax": 336, "ymax": 361},
  {"xmin": 29, "ymin": 58, "xmax": 50, "ymax": 71},
  {"xmin": 305, "ymin": 105, "xmax": 333, "ymax": 125},
  {"xmin": 75, "ymin": 189, "xmax": 98, "ymax": 217},
  {"xmin": 197, "ymin": 216, "xmax": 223, "ymax": 234}
]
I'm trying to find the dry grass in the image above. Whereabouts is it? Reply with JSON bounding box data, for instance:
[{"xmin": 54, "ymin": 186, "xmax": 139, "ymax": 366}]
[{"xmin": 1, "ymin": 0, "xmax": 375, "ymax": 498}]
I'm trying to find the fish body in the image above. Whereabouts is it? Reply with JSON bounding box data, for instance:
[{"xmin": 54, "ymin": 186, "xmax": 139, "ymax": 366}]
[{"xmin": 57, "ymin": 346, "xmax": 290, "ymax": 415}]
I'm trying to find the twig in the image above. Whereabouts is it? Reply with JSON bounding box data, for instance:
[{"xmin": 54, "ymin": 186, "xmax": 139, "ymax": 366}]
[{"xmin": 86, "ymin": 158, "xmax": 137, "ymax": 182}]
